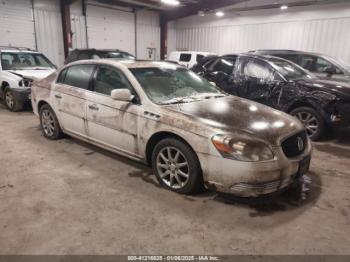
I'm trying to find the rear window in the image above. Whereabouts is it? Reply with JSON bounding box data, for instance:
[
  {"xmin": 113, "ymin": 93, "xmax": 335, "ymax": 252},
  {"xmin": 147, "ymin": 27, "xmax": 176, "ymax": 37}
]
[
  {"xmin": 59, "ymin": 64, "xmax": 95, "ymax": 90},
  {"xmin": 179, "ymin": 54, "xmax": 192, "ymax": 62}
]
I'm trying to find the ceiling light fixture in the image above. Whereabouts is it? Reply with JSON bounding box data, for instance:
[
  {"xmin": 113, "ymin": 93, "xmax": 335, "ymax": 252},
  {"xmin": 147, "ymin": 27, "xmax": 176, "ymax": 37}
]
[
  {"xmin": 216, "ymin": 11, "xmax": 225, "ymax": 17},
  {"xmin": 161, "ymin": 0, "xmax": 180, "ymax": 6},
  {"xmin": 280, "ymin": 5, "xmax": 288, "ymax": 10}
]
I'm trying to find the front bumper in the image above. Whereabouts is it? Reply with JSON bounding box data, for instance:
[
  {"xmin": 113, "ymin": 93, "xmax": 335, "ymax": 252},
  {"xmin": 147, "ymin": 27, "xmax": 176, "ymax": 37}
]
[
  {"xmin": 10, "ymin": 88, "xmax": 31, "ymax": 105},
  {"xmin": 198, "ymin": 139, "xmax": 312, "ymax": 197}
]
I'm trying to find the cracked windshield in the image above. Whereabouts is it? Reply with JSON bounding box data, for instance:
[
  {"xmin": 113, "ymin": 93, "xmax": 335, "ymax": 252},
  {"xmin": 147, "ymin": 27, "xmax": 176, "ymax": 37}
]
[
  {"xmin": 1, "ymin": 52, "xmax": 55, "ymax": 70},
  {"xmin": 130, "ymin": 65, "xmax": 225, "ymax": 104}
]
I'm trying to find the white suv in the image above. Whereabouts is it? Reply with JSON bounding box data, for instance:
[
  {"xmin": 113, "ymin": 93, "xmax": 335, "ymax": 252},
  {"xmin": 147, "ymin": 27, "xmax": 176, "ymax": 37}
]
[
  {"xmin": 167, "ymin": 51, "xmax": 217, "ymax": 68},
  {"xmin": 0, "ymin": 47, "xmax": 56, "ymax": 111}
]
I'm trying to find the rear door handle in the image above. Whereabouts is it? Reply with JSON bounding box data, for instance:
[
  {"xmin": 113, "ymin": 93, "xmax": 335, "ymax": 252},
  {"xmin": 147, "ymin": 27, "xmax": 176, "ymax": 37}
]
[
  {"xmin": 88, "ymin": 104, "xmax": 99, "ymax": 111},
  {"xmin": 55, "ymin": 94, "xmax": 62, "ymax": 99}
]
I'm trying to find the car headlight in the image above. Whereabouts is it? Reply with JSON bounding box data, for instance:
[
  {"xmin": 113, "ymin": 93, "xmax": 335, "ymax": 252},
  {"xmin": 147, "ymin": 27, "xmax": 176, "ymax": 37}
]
[
  {"xmin": 18, "ymin": 79, "xmax": 33, "ymax": 87},
  {"xmin": 212, "ymin": 134, "xmax": 274, "ymax": 162}
]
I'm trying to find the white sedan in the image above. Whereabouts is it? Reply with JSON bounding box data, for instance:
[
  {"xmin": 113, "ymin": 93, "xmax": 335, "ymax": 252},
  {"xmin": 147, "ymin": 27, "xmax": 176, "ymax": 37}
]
[{"xmin": 31, "ymin": 60, "xmax": 312, "ymax": 197}]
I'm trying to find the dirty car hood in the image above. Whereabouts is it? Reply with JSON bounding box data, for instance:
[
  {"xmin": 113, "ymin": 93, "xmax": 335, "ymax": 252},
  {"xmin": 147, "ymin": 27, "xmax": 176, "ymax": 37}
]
[
  {"xmin": 8, "ymin": 69, "xmax": 56, "ymax": 81},
  {"xmin": 172, "ymin": 96, "xmax": 304, "ymax": 146}
]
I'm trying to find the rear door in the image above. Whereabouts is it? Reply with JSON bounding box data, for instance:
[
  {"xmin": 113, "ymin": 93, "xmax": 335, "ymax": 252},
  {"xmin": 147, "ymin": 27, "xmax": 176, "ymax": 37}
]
[{"xmin": 53, "ymin": 64, "xmax": 96, "ymax": 137}]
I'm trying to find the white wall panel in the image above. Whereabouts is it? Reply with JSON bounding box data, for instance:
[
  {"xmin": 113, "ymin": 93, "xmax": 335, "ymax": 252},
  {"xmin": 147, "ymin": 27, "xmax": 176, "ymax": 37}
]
[
  {"xmin": 71, "ymin": 15, "xmax": 88, "ymax": 49},
  {"xmin": 86, "ymin": 5, "xmax": 135, "ymax": 55},
  {"xmin": 136, "ymin": 10, "xmax": 160, "ymax": 60},
  {"xmin": 33, "ymin": 0, "xmax": 65, "ymax": 66},
  {"xmin": 174, "ymin": 2, "xmax": 350, "ymax": 64},
  {"xmin": 0, "ymin": 0, "xmax": 35, "ymax": 49}
]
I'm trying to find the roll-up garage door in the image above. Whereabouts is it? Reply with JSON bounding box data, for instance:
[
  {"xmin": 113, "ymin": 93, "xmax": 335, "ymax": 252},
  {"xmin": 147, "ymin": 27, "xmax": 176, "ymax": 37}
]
[
  {"xmin": 86, "ymin": 5, "xmax": 135, "ymax": 55},
  {"xmin": 0, "ymin": 0, "xmax": 36, "ymax": 49}
]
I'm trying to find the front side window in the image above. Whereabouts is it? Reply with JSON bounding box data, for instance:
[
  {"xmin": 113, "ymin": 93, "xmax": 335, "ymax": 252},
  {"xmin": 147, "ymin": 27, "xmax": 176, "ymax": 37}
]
[
  {"xmin": 243, "ymin": 60, "xmax": 274, "ymax": 82},
  {"xmin": 179, "ymin": 54, "xmax": 192, "ymax": 62},
  {"xmin": 61, "ymin": 64, "xmax": 95, "ymax": 90},
  {"xmin": 94, "ymin": 66, "xmax": 132, "ymax": 96},
  {"xmin": 212, "ymin": 58, "xmax": 236, "ymax": 75},
  {"xmin": 130, "ymin": 65, "xmax": 224, "ymax": 104},
  {"xmin": 1, "ymin": 52, "xmax": 55, "ymax": 70}
]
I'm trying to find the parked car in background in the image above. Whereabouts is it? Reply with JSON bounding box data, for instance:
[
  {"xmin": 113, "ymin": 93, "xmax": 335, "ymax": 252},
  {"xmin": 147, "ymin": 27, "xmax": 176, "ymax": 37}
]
[
  {"xmin": 0, "ymin": 47, "xmax": 56, "ymax": 111},
  {"xmin": 190, "ymin": 54, "xmax": 218, "ymax": 74},
  {"xmin": 167, "ymin": 51, "xmax": 217, "ymax": 68},
  {"xmin": 65, "ymin": 48, "xmax": 136, "ymax": 64},
  {"xmin": 31, "ymin": 60, "xmax": 311, "ymax": 197},
  {"xmin": 196, "ymin": 53, "xmax": 350, "ymax": 140},
  {"xmin": 251, "ymin": 50, "xmax": 350, "ymax": 82}
]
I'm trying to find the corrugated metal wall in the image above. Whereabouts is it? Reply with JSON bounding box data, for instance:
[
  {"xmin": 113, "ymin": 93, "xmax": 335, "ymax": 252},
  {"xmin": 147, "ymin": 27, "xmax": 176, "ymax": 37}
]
[
  {"xmin": 136, "ymin": 10, "xmax": 160, "ymax": 60},
  {"xmin": 174, "ymin": 2, "xmax": 350, "ymax": 64},
  {"xmin": 33, "ymin": 0, "xmax": 65, "ymax": 66},
  {"xmin": 86, "ymin": 4, "xmax": 136, "ymax": 55},
  {"xmin": 0, "ymin": 0, "xmax": 36, "ymax": 49}
]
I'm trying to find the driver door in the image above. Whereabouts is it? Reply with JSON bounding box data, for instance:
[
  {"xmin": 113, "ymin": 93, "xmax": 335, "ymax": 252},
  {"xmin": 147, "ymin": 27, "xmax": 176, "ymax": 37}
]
[
  {"xmin": 85, "ymin": 65, "xmax": 142, "ymax": 157},
  {"xmin": 204, "ymin": 56, "xmax": 236, "ymax": 91}
]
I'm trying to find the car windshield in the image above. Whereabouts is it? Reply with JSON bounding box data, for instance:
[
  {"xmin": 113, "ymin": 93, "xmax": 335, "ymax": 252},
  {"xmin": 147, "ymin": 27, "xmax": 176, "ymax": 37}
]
[
  {"xmin": 130, "ymin": 65, "xmax": 225, "ymax": 104},
  {"xmin": 268, "ymin": 57, "xmax": 315, "ymax": 81},
  {"xmin": 1, "ymin": 52, "xmax": 55, "ymax": 70}
]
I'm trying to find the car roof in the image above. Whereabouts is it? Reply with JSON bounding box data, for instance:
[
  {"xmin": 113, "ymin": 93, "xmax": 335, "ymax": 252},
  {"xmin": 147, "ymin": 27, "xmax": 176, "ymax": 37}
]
[
  {"xmin": 252, "ymin": 49, "xmax": 324, "ymax": 56},
  {"xmin": 71, "ymin": 48, "xmax": 132, "ymax": 53},
  {"xmin": 67, "ymin": 59, "xmax": 185, "ymax": 69},
  {"xmin": 0, "ymin": 47, "xmax": 39, "ymax": 53}
]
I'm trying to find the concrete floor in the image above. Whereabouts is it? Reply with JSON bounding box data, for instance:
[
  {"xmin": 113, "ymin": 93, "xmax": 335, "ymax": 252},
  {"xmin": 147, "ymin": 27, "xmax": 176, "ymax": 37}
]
[{"xmin": 0, "ymin": 104, "xmax": 350, "ymax": 255}]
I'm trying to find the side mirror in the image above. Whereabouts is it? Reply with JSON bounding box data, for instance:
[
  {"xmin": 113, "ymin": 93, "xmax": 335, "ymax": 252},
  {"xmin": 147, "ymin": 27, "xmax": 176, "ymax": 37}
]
[
  {"xmin": 323, "ymin": 66, "xmax": 337, "ymax": 76},
  {"xmin": 111, "ymin": 89, "xmax": 134, "ymax": 102}
]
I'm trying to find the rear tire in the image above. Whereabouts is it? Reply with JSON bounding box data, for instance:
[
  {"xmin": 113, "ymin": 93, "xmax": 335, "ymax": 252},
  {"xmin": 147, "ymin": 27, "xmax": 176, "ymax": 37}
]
[
  {"xmin": 39, "ymin": 104, "xmax": 63, "ymax": 140},
  {"xmin": 5, "ymin": 89, "xmax": 23, "ymax": 112},
  {"xmin": 152, "ymin": 138, "xmax": 203, "ymax": 194},
  {"xmin": 290, "ymin": 106, "xmax": 325, "ymax": 141}
]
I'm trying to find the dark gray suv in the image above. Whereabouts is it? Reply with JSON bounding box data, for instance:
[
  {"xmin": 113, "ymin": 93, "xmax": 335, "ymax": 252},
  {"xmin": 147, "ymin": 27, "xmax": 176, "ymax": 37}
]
[{"xmin": 251, "ymin": 50, "xmax": 350, "ymax": 82}]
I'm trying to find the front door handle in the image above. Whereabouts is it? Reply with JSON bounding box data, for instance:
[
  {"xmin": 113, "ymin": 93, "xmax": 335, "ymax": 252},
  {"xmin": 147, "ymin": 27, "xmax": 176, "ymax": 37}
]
[
  {"xmin": 88, "ymin": 104, "xmax": 99, "ymax": 111},
  {"xmin": 55, "ymin": 94, "xmax": 62, "ymax": 99}
]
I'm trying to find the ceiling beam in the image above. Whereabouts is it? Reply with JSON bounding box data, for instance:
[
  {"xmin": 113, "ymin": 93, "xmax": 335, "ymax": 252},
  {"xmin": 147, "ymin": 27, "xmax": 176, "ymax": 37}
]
[{"xmin": 161, "ymin": 0, "xmax": 248, "ymax": 21}]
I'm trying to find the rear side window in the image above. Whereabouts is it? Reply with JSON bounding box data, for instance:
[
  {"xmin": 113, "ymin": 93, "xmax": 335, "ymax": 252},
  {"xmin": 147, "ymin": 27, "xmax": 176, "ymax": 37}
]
[
  {"xmin": 66, "ymin": 51, "xmax": 78, "ymax": 63},
  {"xmin": 212, "ymin": 58, "xmax": 236, "ymax": 74},
  {"xmin": 77, "ymin": 51, "xmax": 91, "ymax": 60},
  {"xmin": 179, "ymin": 54, "xmax": 192, "ymax": 62},
  {"xmin": 60, "ymin": 64, "xmax": 95, "ymax": 90}
]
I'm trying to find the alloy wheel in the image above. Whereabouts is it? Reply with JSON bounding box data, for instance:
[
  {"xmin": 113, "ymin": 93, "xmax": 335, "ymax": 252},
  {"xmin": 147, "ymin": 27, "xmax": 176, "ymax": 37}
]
[
  {"xmin": 294, "ymin": 111, "xmax": 319, "ymax": 137},
  {"xmin": 41, "ymin": 109, "xmax": 56, "ymax": 137},
  {"xmin": 156, "ymin": 146, "xmax": 190, "ymax": 189}
]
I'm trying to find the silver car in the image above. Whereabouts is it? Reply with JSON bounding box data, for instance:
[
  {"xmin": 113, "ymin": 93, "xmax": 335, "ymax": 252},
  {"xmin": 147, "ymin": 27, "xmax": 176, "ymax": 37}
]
[{"xmin": 31, "ymin": 60, "xmax": 312, "ymax": 197}]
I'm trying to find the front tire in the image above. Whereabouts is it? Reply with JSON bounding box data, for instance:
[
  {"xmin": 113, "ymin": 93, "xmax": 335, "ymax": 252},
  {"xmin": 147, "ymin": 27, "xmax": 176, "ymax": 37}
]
[
  {"xmin": 5, "ymin": 89, "xmax": 23, "ymax": 112},
  {"xmin": 152, "ymin": 138, "xmax": 203, "ymax": 194},
  {"xmin": 39, "ymin": 104, "xmax": 63, "ymax": 140},
  {"xmin": 290, "ymin": 106, "xmax": 325, "ymax": 141}
]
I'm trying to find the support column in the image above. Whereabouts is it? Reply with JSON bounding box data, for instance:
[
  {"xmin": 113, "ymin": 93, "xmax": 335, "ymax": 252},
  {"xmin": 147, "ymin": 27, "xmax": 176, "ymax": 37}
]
[
  {"xmin": 160, "ymin": 16, "xmax": 168, "ymax": 60},
  {"xmin": 60, "ymin": 0, "xmax": 72, "ymax": 58}
]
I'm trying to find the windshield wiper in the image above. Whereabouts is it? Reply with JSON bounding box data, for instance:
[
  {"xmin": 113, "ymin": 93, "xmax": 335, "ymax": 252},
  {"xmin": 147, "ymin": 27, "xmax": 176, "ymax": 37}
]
[{"xmin": 161, "ymin": 93, "xmax": 226, "ymax": 105}]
